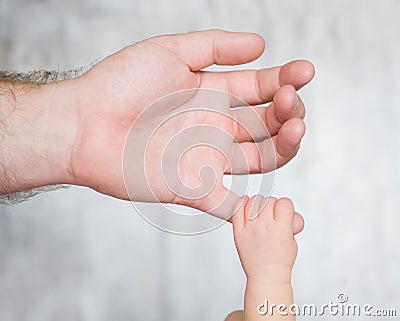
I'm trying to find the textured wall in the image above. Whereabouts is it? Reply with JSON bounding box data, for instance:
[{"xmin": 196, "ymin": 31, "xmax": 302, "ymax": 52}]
[{"xmin": 1, "ymin": 0, "xmax": 399, "ymax": 320}]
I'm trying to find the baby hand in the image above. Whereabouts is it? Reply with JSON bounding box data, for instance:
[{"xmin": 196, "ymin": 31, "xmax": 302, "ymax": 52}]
[{"xmin": 232, "ymin": 196, "xmax": 298, "ymax": 281}]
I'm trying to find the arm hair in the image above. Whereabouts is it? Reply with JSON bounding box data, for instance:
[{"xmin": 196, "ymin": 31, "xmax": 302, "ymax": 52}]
[{"xmin": 0, "ymin": 67, "xmax": 88, "ymax": 205}]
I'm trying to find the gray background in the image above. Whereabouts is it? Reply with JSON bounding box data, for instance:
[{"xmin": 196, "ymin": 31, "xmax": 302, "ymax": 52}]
[{"xmin": 1, "ymin": 0, "xmax": 399, "ymax": 320}]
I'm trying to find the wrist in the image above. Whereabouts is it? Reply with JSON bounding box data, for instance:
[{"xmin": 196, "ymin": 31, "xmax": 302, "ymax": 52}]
[
  {"xmin": 41, "ymin": 79, "xmax": 80, "ymax": 185},
  {"xmin": 246, "ymin": 264, "xmax": 293, "ymax": 284}
]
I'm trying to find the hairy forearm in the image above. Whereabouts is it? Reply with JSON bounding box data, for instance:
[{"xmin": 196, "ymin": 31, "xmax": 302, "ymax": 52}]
[{"xmin": 0, "ymin": 72, "xmax": 79, "ymax": 198}]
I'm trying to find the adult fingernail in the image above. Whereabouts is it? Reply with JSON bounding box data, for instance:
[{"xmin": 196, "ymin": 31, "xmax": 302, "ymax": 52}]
[{"xmin": 292, "ymin": 95, "xmax": 299, "ymax": 110}]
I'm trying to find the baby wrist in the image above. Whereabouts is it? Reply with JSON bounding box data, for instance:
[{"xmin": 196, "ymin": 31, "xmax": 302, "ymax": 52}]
[{"xmin": 246, "ymin": 264, "xmax": 292, "ymax": 283}]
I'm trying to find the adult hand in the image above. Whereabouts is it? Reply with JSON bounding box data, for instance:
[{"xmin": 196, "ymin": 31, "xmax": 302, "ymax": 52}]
[
  {"xmin": 68, "ymin": 30, "xmax": 313, "ymax": 233},
  {"xmin": 1, "ymin": 30, "xmax": 313, "ymax": 233}
]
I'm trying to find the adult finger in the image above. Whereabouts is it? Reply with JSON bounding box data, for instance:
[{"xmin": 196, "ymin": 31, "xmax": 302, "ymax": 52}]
[
  {"xmin": 226, "ymin": 118, "xmax": 306, "ymax": 174},
  {"xmin": 230, "ymin": 85, "xmax": 305, "ymax": 142},
  {"xmin": 198, "ymin": 60, "xmax": 315, "ymax": 105},
  {"xmin": 149, "ymin": 29, "xmax": 265, "ymax": 71}
]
